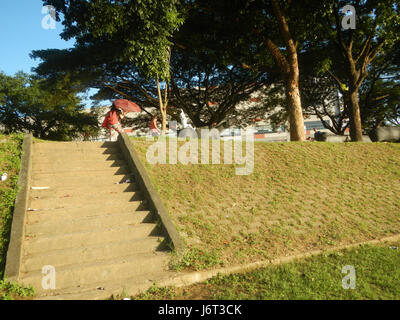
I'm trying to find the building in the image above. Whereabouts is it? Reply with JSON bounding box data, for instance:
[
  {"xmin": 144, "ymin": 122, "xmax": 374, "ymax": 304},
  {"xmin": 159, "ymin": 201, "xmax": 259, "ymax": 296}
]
[{"xmin": 88, "ymin": 86, "xmax": 344, "ymax": 141}]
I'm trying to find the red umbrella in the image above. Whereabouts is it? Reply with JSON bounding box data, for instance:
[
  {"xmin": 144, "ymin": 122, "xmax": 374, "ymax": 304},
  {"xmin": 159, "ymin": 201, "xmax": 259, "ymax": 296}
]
[{"xmin": 113, "ymin": 99, "xmax": 141, "ymax": 113}]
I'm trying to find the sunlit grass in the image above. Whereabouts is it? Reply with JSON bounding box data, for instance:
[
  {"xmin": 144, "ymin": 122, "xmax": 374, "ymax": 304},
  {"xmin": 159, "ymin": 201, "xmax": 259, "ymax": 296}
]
[
  {"xmin": 0, "ymin": 134, "xmax": 35, "ymax": 300},
  {"xmin": 135, "ymin": 241, "xmax": 400, "ymax": 300},
  {"xmin": 131, "ymin": 138, "xmax": 400, "ymax": 271}
]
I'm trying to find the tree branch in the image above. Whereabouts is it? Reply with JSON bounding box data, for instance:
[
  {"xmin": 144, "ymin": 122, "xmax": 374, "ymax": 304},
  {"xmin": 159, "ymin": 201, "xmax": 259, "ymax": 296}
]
[
  {"xmin": 326, "ymin": 70, "xmax": 345, "ymax": 92},
  {"xmin": 355, "ymin": 35, "xmax": 373, "ymax": 64},
  {"xmin": 265, "ymin": 39, "xmax": 290, "ymax": 75},
  {"xmin": 333, "ymin": 1, "xmax": 347, "ymax": 55}
]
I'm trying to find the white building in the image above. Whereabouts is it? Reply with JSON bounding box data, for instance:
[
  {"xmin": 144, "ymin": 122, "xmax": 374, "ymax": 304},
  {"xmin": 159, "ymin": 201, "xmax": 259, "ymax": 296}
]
[{"xmin": 88, "ymin": 86, "xmax": 343, "ymax": 141}]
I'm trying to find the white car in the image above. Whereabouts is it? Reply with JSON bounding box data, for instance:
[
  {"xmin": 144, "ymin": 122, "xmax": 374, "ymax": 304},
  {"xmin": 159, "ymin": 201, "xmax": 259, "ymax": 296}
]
[{"xmin": 220, "ymin": 128, "xmax": 242, "ymax": 140}]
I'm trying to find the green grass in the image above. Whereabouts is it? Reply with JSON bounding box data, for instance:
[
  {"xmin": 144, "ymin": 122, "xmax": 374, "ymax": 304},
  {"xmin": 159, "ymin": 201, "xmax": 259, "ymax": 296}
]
[
  {"xmin": 0, "ymin": 134, "xmax": 35, "ymax": 300},
  {"xmin": 0, "ymin": 279, "xmax": 35, "ymax": 300},
  {"xmin": 131, "ymin": 138, "xmax": 400, "ymax": 271},
  {"xmin": 0, "ymin": 133, "xmax": 23, "ymax": 276},
  {"xmin": 135, "ymin": 241, "xmax": 400, "ymax": 300}
]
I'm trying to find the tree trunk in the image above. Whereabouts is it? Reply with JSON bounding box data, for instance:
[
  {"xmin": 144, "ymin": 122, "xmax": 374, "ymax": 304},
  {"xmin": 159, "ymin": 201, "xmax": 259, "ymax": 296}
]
[
  {"xmin": 156, "ymin": 77, "xmax": 168, "ymax": 135},
  {"xmin": 161, "ymin": 112, "xmax": 167, "ymax": 133},
  {"xmin": 286, "ymin": 82, "xmax": 305, "ymax": 141},
  {"xmin": 348, "ymin": 90, "xmax": 363, "ymax": 141},
  {"xmin": 285, "ymin": 66, "xmax": 305, "ymax": 142},
  {"xmin": 269, "ymin": 0, "xmax": 306, "ymax": 142}
]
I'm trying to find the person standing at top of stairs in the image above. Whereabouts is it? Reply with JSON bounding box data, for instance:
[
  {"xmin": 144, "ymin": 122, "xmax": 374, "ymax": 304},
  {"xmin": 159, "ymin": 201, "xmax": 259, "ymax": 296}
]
[{"xmin": 102, "ymin": 105, "xmax": 126, "ymax": 141}]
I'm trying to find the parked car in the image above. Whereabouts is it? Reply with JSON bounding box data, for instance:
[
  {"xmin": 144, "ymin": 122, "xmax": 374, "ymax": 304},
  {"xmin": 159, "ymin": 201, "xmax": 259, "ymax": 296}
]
[{"xmin": 220, "ymin": 128, "xmax": 242, "ymax": 140}]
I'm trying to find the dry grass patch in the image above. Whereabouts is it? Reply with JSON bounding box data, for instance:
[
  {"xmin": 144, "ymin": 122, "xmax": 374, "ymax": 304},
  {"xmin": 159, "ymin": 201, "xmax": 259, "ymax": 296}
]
[{"xmin": 131, "ymin": 138, "xmax": 400, "ymax": 271}]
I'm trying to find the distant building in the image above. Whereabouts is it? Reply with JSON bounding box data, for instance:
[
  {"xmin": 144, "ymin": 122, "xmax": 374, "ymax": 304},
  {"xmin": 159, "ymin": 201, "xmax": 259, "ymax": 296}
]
[
  {"xmin": 227, "ymin": 88, "xmax": 341, "ymax": 142},
  {"xmin": 88, "ymin": 87, "xmax": 344, "ymax": 141}
]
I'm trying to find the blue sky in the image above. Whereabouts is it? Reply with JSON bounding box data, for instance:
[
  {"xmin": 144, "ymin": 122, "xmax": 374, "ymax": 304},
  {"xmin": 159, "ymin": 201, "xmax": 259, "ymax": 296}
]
[
  {"xmin": 0, "ymin": 0, "xmax": 74, "ymax": 75},
  {"xmin": 0, "ymin": 1, "xmax": 107, "ymax": 108}
]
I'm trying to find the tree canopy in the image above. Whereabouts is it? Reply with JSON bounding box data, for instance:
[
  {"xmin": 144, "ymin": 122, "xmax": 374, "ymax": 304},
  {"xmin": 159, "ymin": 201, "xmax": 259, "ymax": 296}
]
[
  {"xmin": 31, "ymin": 0, "xmax": 400, "ymax": 139},
  {"xmin": 0, "ymin": 72, "xmax": 99, "ymax": 140},
  {"xmin": 43, "ymin": 0, "xmax": 184, "ymax": 81},
  {"xmin": 308, "ymin": 0, "xmax": 400, "ymax": 140}
]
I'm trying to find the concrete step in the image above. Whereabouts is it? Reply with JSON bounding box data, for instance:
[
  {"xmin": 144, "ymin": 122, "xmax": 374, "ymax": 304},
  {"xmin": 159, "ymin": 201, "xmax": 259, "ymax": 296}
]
[
  {"xmin": 32, "ymin": 153, "xmax": 125, "ymax": 163},
  {"xmin": 31, "ymin": 173, "xmax": 134, "ymax": 188},
  {"xmin": 33, "ymin": 152, "xmax": 122, "ymax": 162},
  {"xmin": 32, "ymin": 160, "xmax": 128, "ymax": 173},
  {"xmin": 30, "ymin": 182, "xmax": 139, "ymax": 199},
  {"xmin": 34, "ymin": 142, "xmax": 117, "ymax": 149},
  {"xmin": 35, "ymin": 270, "xmax": 176, "ymax": 300},
  {"xmin": 30, "ymin": 183, "xmax": 140, "ymax": 199},
  {"xmin": 21, "ymin": 237, "xmax": 164, "ymax": 273},
  {"xmin": 24, "ymin": 224, "xmax": 162, "ymax": 255},
  {"xmin": 26, "ymin": 211, "xmax": 153, "ymax": 237},
  {"xmin": 29, "ymin": 192, "xmax": 143, "ymax": 210},
  {"xmin": 20, "ymin": 141, "xmax": 173, "ymax": 300},
  {"xmin": 26, "ymin": 201, "xmax": 148, "ymax": 223},
  {"xmin": 33, "ymin": 147, "xmax": 121, "ymax": 158},
  {"xmin": 19, "ymin": 251, "xmax": 170, "ymax": 295},
  {"xmin": 31, "ymin": 166, "xmax": 131, "ymax": 179}
]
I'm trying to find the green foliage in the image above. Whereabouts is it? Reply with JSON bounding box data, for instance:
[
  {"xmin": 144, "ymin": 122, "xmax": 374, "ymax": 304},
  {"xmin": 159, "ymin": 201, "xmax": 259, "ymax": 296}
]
[
  {"xmin": 297, "ymin": 0, "xmax": 400, "ymax": 135},
  {"xmin": 33, "ymin": 0, "xmax": 400, "ymax": 132},
  {"xmin": 0, "ymin": 135, "xmax": 35, "ymax": 300},
  {"xmin": 33, "ymin": 0, "xmax": 275, "ymax": 129},
  {"xmin": 206, "ymin": 243, "xmax": 400, "ymax": 300},
  {"xmin": 170, "ymin": 247, "xmax": 223, "ymax": 271},
  {"xmin": 301, "ymin": 76, "xmax": 349, "ymax": 135},
  {"xmin": 0, "ymin": 134, "xmax": 23, "ymax": 278},
  {"xmin": 137, "ymin": 243, "xmax": 400, "ymax": 300},
  {"xmin": 309, "ymin": 1, "xmax": 400, "ymax": 93},
  {"xmin": 0, "ymin": 72, "xmax": 99, "ymax": 140},
  {"xmin": 359, "ymin": 44, "xmax": 400, "ymax": 129},
  {"xmin": 167, "ymin": 0, "xmax": 277, "ymax": 127},
  {"xmin": 134, "ymin": 285, "xmax": 177, "ymax": 300},
  {"xmin": 0, "ymin": 280, "xmax": 35, "ymax": 300},
  {"xmin": 43, "ymin": 0, "xmax": 184, "ymax": 81}
]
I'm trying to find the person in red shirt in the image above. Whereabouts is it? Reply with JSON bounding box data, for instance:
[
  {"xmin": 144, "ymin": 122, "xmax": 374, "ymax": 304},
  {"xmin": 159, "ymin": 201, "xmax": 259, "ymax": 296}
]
[
  {"xmin": 102, "ymin": 105, "xmax": 126, "ymax": 141},
  {"xmin": 149, "ymin": 116, "xmax": 161, "ymax": 136}
]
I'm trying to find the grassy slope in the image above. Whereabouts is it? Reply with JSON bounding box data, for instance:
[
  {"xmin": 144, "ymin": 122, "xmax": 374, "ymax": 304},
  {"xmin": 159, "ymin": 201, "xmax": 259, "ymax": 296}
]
[
  {"xmin": 0, "ymin": 134, "xmax": 34, "ymax": 299},
  {"xmin": 136, "ymin": 241, "xmax": 400, "ymax": 300},
  {"xmin": 0, "ymin": 134, "xmax": 23, "ymax": 276},
  {"xmin": 132, "ymin": 139, "xmax": 400, "ymax": 271}
]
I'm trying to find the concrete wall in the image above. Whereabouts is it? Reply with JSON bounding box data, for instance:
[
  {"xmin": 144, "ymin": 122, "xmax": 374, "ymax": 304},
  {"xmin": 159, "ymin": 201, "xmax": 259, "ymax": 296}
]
[{"xmin": 4, "ymin": 134, "xmax": 32, "ymax": 281}]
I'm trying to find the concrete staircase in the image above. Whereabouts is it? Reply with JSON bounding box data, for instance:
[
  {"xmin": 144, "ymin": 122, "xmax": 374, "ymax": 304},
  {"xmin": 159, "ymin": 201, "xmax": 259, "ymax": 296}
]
[{"xmin": 19, "ymin": 141, "xmax": 173, "ymax": 300}]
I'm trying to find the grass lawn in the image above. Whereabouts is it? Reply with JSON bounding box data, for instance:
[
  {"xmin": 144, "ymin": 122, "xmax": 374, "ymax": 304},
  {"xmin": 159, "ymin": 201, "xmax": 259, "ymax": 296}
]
[
  {"xmin": 135, "ymin": 241, "xmax": 400, "ymax": 300},
  {"xmin": 0, "ymin": 134, "xmax": 34, "ymax": 300},
  {"xmin": 131, "ymin": 138, "xmax": 400, "ymax": 271}
]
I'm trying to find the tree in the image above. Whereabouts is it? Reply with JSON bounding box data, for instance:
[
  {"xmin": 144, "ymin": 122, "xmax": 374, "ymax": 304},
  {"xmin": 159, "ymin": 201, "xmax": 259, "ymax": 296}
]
[
  {"xmin": 359, "ymin": 48, "xmax": 400, "ymax": 129},
  {"xmin": 311, "ymin": 0, "xmax": 400, "ymax": 141},
  {"xmin": 183, "ymin": 0, "xmax": 309, "ymax": 140},
  {"xmin": 0, "ymin": 72, "xmax": 99, "ymax": 140},
  {"xmin": 190, "ymin": 0, "xmax": 343, "ymax": 141},
  {"xmin": 301, "ymin": 76, "xmax": 350, "ymax": 135},
  {"xmin": 43, "ymin": 0, "xmax": 184, "ymax": 134},
  {"xmin": 32, "ymin": 1, "xmax": 274, "ymax": 131},
  {"xmin": 168, "ymin": 1, "xmax": 276, "ymax": 128},
  {"xmin": 300, "ymin": 48, "xmax": 400, "ymax": 135},
  {"xmin": 262, "ymin": 0, "xmax": 307, "ymax": 141}
]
